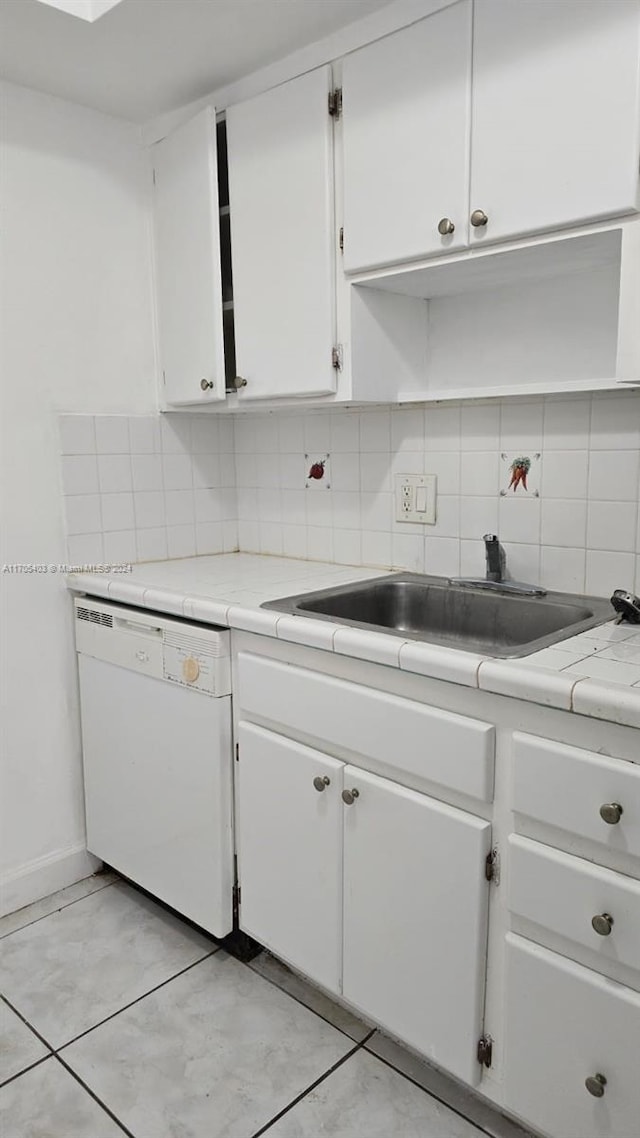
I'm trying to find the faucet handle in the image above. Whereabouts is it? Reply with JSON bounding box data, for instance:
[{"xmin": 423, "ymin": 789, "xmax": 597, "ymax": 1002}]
[{"xmin": 611, "ymin": 589, "xmax": 640, "ymax": 624}]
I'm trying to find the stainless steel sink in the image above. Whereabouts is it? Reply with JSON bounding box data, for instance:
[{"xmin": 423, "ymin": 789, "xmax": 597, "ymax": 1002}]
[{"xmin": 262, "ymin": 573, "xmax": 614, "ymax": 658}]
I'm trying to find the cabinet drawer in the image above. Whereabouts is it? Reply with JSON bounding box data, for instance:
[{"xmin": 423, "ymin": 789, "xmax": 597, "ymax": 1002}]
[
  {"xmin": 237, "ymin": 652, "xmax": 494, "ymax": 802},
  {"xmin": 512, "ymin": 732, "xmax": 640, "ymax": 860},
  {"xmin": 509, "ymin": 836, "xmax": 640, "ymax": 975},
  {"xmin": 505, "ymin": 934, "xmax": 640, "ymax": 1138}
]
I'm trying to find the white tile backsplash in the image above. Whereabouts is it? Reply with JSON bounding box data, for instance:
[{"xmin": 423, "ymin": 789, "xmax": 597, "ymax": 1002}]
[
  {"xmin": 59, "ymin": 415, "xmax": 96, "ymax": 456},
  {"xmin": 588, "ymin": 450, "xmax": 640, "ymax": 501},
  {"xmin": 97, "ymin": 454, "xmax": 132, "ymax": 494},
  {"xmin": 100, "ymin": 493, "xmax": 135, "ymax": 532},
  {"xmin": 232, "ymin": 392, "xmax": 640, "ymax": 593},
  {"xmin": 61, "ymin": 455, "xmax": 99, "ymax": 496},
  {"xmin": 60, "ymin": 414, "xmax": 238, "ymax": 564},
  {"xmin": 59, "ymin": 392, "xmax": 640, "ymax": 592},
  {"xmin": 95, "ymin": 415, "xmax": 129, "ymax": 455}
]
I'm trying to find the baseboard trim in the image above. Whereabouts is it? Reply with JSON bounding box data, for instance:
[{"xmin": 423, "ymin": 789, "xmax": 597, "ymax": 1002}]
[{"xmin": 0, "ymin": 844, "xmax": 102, "ymax": 918}]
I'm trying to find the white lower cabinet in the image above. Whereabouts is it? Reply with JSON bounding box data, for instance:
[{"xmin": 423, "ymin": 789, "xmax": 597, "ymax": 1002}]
[
  {"xmin": 236, "ymin": 722, "xmax": 344, "ymax": 993},
  {"xmin": 236, "ymin": 720, "xmax": 492, "ymax": 1085},
  {"xmin": 342, "ymin": 766, "xmax": 492, "ymax": 1086},
  {"xmin": 504, "ymin": 934, "xmax": 640, "ymax": 1138}
]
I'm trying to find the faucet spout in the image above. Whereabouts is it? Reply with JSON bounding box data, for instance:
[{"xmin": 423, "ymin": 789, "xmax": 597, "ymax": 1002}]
[{"xmin": 483, "ymin": 533, "xmax": 504, "ymax": 583}]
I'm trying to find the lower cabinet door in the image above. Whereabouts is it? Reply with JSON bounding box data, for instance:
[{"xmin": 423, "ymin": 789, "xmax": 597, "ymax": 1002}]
[
  {"xmin": 504, "ymin": 934, "xmax": 640, "ymax": 1138},
  {"xmin": 342, "ymin": 766, "xmax": 492, "ymax": 1085},
  {"xmin": 236, "ymin": 722, "xmax": 344, "ymax": 993}
]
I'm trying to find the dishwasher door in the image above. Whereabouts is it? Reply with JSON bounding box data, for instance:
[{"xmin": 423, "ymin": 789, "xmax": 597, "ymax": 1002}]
[{"xmin": 78, "ymin": 654, "xmax": 234, "ymax": 937}]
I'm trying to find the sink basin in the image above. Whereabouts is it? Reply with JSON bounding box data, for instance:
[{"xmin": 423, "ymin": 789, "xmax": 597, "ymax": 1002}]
[{"xmin": 262, "ymin": 573, "xmax": 614, "ymax": 658}]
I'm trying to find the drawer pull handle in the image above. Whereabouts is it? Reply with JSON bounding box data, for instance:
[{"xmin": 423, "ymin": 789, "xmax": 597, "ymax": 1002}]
[
  {"xmin": 585, "ymin": 1074, "xmax": 607, "ymax": 1098},
  {"xmin": 313, "ymin": 776, "xmax": 330, "ymax": 792},
  {"xmin": 591, "ymin": 913, "xmax": 614, "ymax": 937},
  {"xmin": 599, "ymin": 802, "xmax": 623, "ymax": 825},
  {"xmin": 342, "ymin": 788, "xmax": 360, "ymax": 806}
]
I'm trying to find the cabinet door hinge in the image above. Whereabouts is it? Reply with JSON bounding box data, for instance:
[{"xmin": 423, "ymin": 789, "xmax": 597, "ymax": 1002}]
[
  {"xmin": 328, "ymin": 88, "xmax": 342, "ymax": 119},
  {"xmin": 485, "ymin": 846, "xmax": 499, "ymax": 883},
  {"xmin": 331, "ymin": 345, "xmax": 343, "ymax": 371},
  {"xmin": 339, "ymin": 226, "xmax": 344, "ymax": 253},
  {"xmin": 232, "ymin": 852, "xmax": 241, "ymax": 919},
  {"xmin": 477, "ymin": 1034, "xmax": 493, "ymax": 1068}
]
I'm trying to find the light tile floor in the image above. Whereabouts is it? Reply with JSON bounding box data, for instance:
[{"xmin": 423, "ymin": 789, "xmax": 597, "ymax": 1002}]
[{"xmin": 1, "ymin": 874, "xmax": 535, "ymax": 1138}]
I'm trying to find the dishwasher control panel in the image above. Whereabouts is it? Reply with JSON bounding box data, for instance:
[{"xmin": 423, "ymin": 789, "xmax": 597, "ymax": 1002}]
[
  {"xmin": 74, "ymin": 597, "xmax": 231, "ymax": 696},
  {"xmin": 162, "ymin": 628, "xmax": 230, "ymax": 696}
]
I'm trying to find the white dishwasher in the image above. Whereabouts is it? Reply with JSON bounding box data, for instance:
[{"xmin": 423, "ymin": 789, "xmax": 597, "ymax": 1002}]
[{"xmin": 74, "ymin": 596, "xmax": 234, "ymax": 937}]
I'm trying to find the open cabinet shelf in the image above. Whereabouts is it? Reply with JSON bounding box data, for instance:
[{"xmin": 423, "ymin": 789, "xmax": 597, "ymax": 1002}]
[{"xmin": 349, "ymin": 223, "xmax": 640, "ymax": 404}]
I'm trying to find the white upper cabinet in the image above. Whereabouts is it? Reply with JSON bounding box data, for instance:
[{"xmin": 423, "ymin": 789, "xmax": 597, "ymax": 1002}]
[
  {"xmin": 470, "ymin": 0, "xmax": 640, "ymax": 246},
  {"xmin": 227, "ymin": 66, "xmax": 338, "ymax": 401},
  {"xmin": 341, "ymin": 0, "xmax": 640, "ymax": 274},
  {"xmin": 152, "ymin": 107, "xmax": 226, "ymax": 406},
  {"xmin": 342, "ymin": 0, "xmax": 473, "ymax": 273}
]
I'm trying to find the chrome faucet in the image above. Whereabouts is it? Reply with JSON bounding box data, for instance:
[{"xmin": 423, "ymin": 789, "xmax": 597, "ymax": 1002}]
[
  {"xmin": 483, "ymin": 533, "xmax": 505, "ymax": 582},
  {"xmin": 449, "ymin": 534, "xmax": 547, "ymax": 597}
]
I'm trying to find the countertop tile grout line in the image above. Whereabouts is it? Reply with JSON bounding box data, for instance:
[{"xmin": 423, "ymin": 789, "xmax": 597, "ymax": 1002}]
[
  {"xmin": 249, "ymin": 1031, "xmax": 375, "ymax": 1138},
  {"xmin": 243, "ymin": 954, "xmax": 372, "ymax": 1044},
  {"xmin": 0, "ymin": 876, "xmax": 118, "ymax": 941},
  {"xmin": 0, "ymin": 1053, "xmax": 51, "ymax": 1092},
  {"xmin": 53, "ymin": 1051, "xmax": 137, "ymax": 1138},
  {"xmin": 55, "ymin": 948, "xmax": 219, "ymax": 1054},
  {"xmin": 1, "ymin": 993, "xmax": 57, "ymax": 1053},
  {"xmin": 361, "ymin": 1038, "xmax": 538, "ymax": 1138}
]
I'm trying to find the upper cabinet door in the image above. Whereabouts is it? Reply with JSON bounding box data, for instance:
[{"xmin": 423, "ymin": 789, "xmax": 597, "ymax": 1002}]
[
  {"xmin": 471, "ymin": 0, "xmax": 640, "ymax": 245},
  {"xmin": 152, "ymin": 107, "xmax": 226, "ymax": 406},
  {"xmin": 342, "ymin": 1, "xmax": 473, "ymax": 273},
  {"xmin": 227, "ymin": 67, "xmax": 337, "ymax": 401}
]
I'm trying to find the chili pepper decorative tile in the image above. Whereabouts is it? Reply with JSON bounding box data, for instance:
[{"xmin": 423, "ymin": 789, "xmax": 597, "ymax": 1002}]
[
  {"xmin": 305, "ymin": 453, "xmax": 331, "ymax": 490},
  {"xmin": 500, "ymin": 452, "xmax": 541, "ymax": 497}
]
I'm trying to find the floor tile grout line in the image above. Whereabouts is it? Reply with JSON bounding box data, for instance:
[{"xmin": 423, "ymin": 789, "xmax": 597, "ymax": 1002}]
[
  {"xmin": 250, "ymin": 1031, "xmax": 376, "ymax": 1138},
  {"xmin": 54, "ymin": 1052, "xmax": 137, "ymax": 1138},
  {"xmin": 0, "ymin": 1053, "xmax": 51, "ymax": 1091},
  {"xmin": 0, "ymin": 876, "xmax": 118, "ymax": 941},
  {"xmin": 1, "ymin": 993, "xmax": 57, "ymax": 1053},
  {"xmin": 361, "ymin": 1040, "xmax": 518, "ymax": 1138},
  {"xmin": 55, "ymin": 947, "xmax": 219, "ymax": 1054},
  {"xmin": 244, "ymin": 955, "xmax": 373, "ymax": 1045}
]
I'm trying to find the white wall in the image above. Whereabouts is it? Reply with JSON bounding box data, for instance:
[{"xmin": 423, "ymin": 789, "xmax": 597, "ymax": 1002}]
[{"xmin": 0, "ymin": 80, "xmax": 157, "ymax": 914}]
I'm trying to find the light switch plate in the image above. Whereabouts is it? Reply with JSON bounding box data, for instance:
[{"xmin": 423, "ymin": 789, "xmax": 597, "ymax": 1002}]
[{"xmin": 395, "ymin": 473, "xmax": 437, "ymax": 524}]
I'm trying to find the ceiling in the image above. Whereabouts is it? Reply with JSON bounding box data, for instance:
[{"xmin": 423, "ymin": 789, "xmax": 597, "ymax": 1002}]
[{"xmin": 0, "ymin": 0, "xmax": 394, "ymax": 122}]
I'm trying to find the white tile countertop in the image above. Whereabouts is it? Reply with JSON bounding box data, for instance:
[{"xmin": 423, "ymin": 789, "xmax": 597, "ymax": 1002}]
[{"xmin": 67, "ymin": 554, "xmax": 640, "ymax": 730}]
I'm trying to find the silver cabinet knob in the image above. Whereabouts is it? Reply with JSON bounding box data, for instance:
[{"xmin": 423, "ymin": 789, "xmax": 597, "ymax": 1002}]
[
  {"xmin": 600, "ymin": 802, "xmax": 623, "ymax": 825},
  {"xmin": 200, "ymin": 378, "xmax": 214, "ymax": 391},
  {"xmin": 437, "ymin": 217, "xmax": 455, "ymax": 236},
  {"xmin": 233, "ymin": 375, "xmax": 248, "ymax": 390},
  {"xmin": 470, "ymin": 209, "xmax": 489, "ymax": 227},
  {"xmin": 342, "ymin": 788, "xmax": 360, "ymax": 806},
  {"xmin": 585, "ymin": 1074, "xmax": 607, "ymax": 1098},
  {"xmin": 591, "ymin": 913, "xmax": 614, "ymax": 937},
  {"xmin": 313, "ymin": 776, "xmax": 330, "ymax": 792}
]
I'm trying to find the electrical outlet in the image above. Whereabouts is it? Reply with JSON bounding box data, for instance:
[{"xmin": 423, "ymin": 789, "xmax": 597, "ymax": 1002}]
[{"xmin": 394, "ymin": 474, "xmax": 437, "ymax": 524}]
